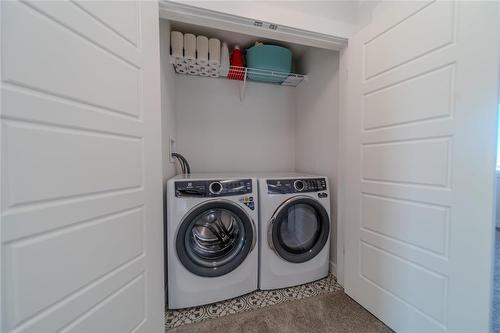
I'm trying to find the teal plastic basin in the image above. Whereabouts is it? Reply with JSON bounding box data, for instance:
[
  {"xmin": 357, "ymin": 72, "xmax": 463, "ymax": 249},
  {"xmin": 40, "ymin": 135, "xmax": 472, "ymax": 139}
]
[{"xmin": 245, "ymin": 45, "xmax": 292, "ymax": 83}]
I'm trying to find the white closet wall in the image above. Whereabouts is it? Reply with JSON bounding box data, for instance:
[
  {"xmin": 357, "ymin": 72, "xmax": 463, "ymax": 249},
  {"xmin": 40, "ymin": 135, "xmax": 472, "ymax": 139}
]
[
  {"xmin": 174, "ymin": 76, "xmax": 296, "ymax": 173},
  {"xmin": 159, "ymin": 20, "xmax": 177, "ymax": 181},
  {"xmin": 294, "ymin": 48, "xmax": 340, "ymax": 273}
]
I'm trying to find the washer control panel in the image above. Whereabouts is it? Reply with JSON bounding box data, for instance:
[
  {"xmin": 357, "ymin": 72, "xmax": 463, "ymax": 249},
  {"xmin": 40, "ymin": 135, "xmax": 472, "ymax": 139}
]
[
  {"xmin": 175, "ymin": 179, "xmax": 253, "ymax": 197},
  {"xmin": 267, "ymin": 178, "xmax": 327, "ymax": 194}
]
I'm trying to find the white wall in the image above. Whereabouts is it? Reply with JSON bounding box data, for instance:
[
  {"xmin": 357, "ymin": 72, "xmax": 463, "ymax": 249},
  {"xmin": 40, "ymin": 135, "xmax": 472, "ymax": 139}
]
[
  {"xmin": 173, "ymin": 0, "xmax": 359, "ymax": 39},
  {"xmin": 294, "ymin": 48, "xmax": 340, "ymax": 274},
  {"xmin": 174, "ymin": 76, "xmax": 296, "ymax": 173},
  {"xmin": 160, "ymin": 20, "xmax": 177, "ymax": 182}
]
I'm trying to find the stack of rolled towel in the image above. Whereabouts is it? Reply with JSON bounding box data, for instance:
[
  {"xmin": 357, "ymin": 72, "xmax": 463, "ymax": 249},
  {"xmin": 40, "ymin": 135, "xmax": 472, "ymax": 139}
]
[{"xmin": 170, "ymin": 31, "xmax": 230, "ymax": 78}]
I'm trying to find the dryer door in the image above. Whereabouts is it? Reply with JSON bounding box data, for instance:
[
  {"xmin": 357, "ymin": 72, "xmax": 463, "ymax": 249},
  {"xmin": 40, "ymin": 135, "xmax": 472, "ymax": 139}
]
[
  {"xmin": 269, "ymin": 196, "xmax": 330, "ymax": 263},
  {"xmin": 176, "ymin": 200, "xmax": 255, "ymax": 277}
]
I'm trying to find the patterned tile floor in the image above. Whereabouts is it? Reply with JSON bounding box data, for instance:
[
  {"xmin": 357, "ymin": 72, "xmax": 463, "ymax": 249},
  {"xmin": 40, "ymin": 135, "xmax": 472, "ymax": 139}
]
[
  {"xmin": 493, "ymin": 230, "xmax": 500, "ymax": 332},
  {"xmin": 165, "ymin": 274, "xmax": 342, "ymax": 330}
]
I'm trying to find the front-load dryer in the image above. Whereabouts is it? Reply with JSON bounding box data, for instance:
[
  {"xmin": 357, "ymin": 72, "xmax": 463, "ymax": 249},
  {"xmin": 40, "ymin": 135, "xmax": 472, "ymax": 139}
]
[
  {"xmin": 258, "ymin": 174, "xmax": 331, "ymax": 290},
  {"xmin": 167, "ymin": 174, "xmax": 258, "ymax": 309}
]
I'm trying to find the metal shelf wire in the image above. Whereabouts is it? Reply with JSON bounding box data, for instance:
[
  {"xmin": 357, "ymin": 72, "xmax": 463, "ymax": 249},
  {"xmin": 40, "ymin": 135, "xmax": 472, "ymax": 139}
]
[{"xmin": 171, "ymin": 59, "xmax": 307, "ymax": 100}]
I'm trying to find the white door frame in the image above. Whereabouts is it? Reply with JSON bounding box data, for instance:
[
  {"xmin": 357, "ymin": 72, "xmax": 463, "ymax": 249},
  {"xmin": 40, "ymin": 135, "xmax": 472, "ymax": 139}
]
[
  {"xmin": 335, "ymin": 48, "xmax": 349, "ymax": 286},
  {"xmin": 158, "ymin": 1, "xmax": 347, "ymax": 51}
]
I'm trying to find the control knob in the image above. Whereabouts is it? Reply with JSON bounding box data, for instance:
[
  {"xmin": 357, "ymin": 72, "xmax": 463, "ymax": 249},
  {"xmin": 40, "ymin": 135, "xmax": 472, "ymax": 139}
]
[
  {"xmin": 209, "ymin": 182, "xmax": 223, "ymax": 195},
  {"xmin": 293, "ymin": 180, "xmax": 305, "ymax": 192}
]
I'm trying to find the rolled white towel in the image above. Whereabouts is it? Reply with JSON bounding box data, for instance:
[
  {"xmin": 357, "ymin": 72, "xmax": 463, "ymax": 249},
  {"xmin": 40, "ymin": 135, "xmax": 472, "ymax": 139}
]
[
  {"xmin": 209, "ymin": 72, "xmax": 220, "ymax": 78},
  {"xmin": 199, "ymin": 65, "xmax": 210, "ymax": 76},
  {"xmin": 187, "ymin": 63, "xmax": 199, "ymax": 75},
  {"xmin": 209, "ymin": 65, "xmax": 220, "ymax": 73},
  {"xmin": 174, "ymin": 57, "xmax": 186, "ymax": 65},
  {"xmin": 170, "ymin": 31, "xmax": 183, "ymax": 64},
  {"xmin": 219, "ymin": 42, "xmax": 230, "ymax": 77},
  {"xmin": 175, "ymin": 66, "xmax": 187, "ymax": 74},
  {"xmin": 208, "ymin": 38, "xmax": 221, "ymax": 66},
  {"xmin": 187, "ymin": 63, "xmax": 199, "ymax": 71},
  {"xmin": 184, "ymin": 33, "xmax": 196, "ymax": 64},
  {"xmin": 196, "ymin": 35, "xmax": 209, "ymax": 66},
  {"xmin": 175, "ymin": 58, "xmax": 188, "ymax": 66},
  {"xmin": 175, "ymin": 62, "xmax": 187, "ymax": 71}
]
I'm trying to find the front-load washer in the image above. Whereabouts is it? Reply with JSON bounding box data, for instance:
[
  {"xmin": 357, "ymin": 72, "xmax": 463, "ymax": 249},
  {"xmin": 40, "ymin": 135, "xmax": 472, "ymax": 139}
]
[
  {"xmin": 167, "ymin": 174, "xmax": 258, "ymax": 309},
  {"xmin": 258, "ymin": 174, "xmax": 331, "ymax": 290}
]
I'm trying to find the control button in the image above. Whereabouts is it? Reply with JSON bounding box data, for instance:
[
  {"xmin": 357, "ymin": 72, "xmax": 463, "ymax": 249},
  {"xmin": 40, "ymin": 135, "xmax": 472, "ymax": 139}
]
[
  {"xmin": 294, "ymin": 180, "xmax": 305, "ymax": 192},
  {"xmin": 209, "ymin": 182, "xmax": 223, "ymax": 195},
  {"xmin": 318, "ymin": 192, "xmax": 328, "ymax": 198}
]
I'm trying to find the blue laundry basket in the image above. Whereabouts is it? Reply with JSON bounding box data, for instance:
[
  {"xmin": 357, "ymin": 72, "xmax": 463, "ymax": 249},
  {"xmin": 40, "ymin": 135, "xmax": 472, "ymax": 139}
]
[{"xmin": 245, "ymin": 45, "xmax": 292, "ymax": 83}]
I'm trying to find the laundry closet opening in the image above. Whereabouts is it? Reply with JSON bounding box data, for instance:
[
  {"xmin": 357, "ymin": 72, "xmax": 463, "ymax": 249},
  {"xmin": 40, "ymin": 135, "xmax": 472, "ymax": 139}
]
[{"xmin": 159, "ymin": 15, "xmax": 342, "ymax": 281}]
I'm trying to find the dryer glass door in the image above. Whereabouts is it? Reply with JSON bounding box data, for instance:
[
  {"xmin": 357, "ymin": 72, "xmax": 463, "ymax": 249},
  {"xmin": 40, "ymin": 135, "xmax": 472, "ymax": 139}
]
[
  {"xmin": 176, "ymin": 200, "xmax": 255, "ymax": 277},
  {"xmin": 270, "ymin": 197, "xmax": 329, "ymax": 263}
]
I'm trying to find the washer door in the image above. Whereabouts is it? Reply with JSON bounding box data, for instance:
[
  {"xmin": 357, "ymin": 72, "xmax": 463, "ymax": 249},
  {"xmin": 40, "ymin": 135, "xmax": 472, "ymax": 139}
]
[
  {"xmin": 176, "ymin": 200, "xmax": 255, "ymax": 277},
  {"xmin": 269, "ymin": 196, "xmax": 330, "ymax": 263}
]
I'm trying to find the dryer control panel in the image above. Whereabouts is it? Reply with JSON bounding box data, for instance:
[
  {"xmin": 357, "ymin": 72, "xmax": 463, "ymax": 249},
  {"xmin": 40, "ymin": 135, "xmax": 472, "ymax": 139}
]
[
  {"xmin": 267, "ymin": 178, "xmax": 327, "ymax": 194},
  {"xmin": 175, "ymin": 179, "xmax": 253, "ymax": 197}
]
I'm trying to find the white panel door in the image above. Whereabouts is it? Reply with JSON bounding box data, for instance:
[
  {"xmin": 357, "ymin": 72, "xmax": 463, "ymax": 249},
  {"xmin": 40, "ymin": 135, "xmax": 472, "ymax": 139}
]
[
  {"xmin": 344, "ymin": 1, "xmax": 499, "ymax": 332},
  {"xmin": 0, "ymin": 1, "xmax": 163, "ymax": 332}
]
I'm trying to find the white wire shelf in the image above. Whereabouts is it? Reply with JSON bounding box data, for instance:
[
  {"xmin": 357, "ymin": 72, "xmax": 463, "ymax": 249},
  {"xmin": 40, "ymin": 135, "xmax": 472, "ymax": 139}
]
[
  {"xmin": 222, "ymin": 66, "xmax": 307, "ymax": 87},
  {"xmin": 170, "ymin": 59, "xmax": 307, "ymax": 100}
]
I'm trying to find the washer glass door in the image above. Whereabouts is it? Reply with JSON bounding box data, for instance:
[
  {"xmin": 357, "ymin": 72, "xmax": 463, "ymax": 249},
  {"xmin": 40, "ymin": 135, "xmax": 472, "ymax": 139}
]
[
  {"xmin": 176, "ymin": 200, "xmax": 255, "ymax": 277},
  {"xmin": 270, "ymin": 197, "xmax": 329, "ymax": 263}
]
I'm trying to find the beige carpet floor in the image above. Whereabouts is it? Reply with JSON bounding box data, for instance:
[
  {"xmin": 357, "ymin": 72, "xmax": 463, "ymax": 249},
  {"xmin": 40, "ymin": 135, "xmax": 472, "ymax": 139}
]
[{"xmin": 167, "ymin": 291, "xmax": 391, "ymax": 333}]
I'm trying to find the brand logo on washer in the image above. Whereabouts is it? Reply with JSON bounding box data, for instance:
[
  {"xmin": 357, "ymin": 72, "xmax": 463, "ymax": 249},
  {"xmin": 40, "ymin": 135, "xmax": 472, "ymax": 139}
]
[{"xmin": 239, "ymin": 196, "xmax": 255, "ymax": 210}]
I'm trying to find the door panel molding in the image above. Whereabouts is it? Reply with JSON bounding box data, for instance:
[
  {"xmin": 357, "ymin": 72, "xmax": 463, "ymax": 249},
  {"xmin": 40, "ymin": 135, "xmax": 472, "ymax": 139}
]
[
  {"xmin": 343, "ymin": 1, "xmax": 499, "ymax": 331},
  {"xmin": 0, "ymin": 1, "xmax": 163, "ymax": 332}
]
